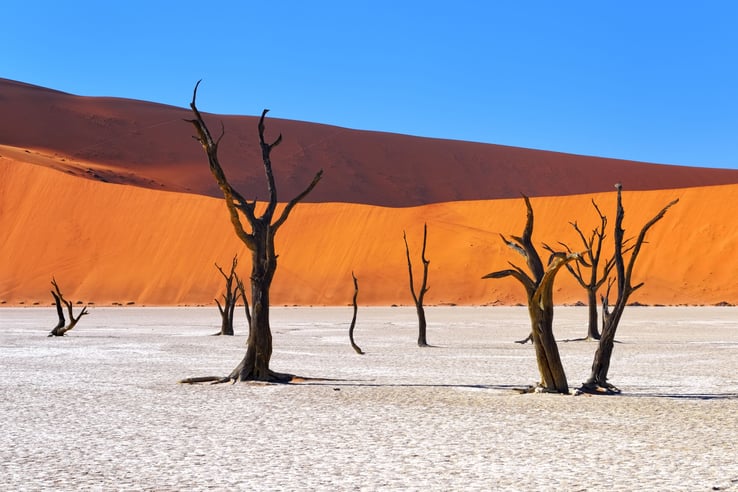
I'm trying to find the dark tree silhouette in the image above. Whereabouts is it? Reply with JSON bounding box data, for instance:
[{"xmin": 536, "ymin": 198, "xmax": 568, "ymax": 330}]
[
  {"xmin": 483, "ymin": 196, "xmax": 579, "ymax": 393},
  {"xmin": 213, "ymin": 255, "xmax": 240, "ymax": 336},
  {"xmin": 547, "ymin": 200, "xmax": 614, "ymax": 340},
  {"xmin": 579, "ymin": 184, "xmax": 678, "ymax": 395},
  {"xmin": 348, "ymin": 272, "xmax": 364, "ymax": 355},
  {"xmin": 48, "ymin": 278, "xmax": 88, "ymax": 337},
  {"xmin": 183, "ymin": 81, "xmax": 322, "ymax": 383},
  {"xmin": 403, "ymin": 224, "xmax": 430, "ymax": 347}
]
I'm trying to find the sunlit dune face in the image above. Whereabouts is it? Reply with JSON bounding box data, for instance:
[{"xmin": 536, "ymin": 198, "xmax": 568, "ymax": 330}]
[{"xmin": 2, "ymin": 151, "xmax": 738, "ymax": 306}]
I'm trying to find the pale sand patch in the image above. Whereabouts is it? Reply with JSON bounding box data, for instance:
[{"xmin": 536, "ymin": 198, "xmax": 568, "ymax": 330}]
[{"xmin": 1, "ymin": 306, "xmax": 737, "ymax": 491}]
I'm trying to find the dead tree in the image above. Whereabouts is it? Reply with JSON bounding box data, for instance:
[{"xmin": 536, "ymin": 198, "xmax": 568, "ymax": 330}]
[
  {"xmin": 578, "ymin": 184, "xmax": 678, "ymax": 395},
  {"xmin": 184, "ymin": 81, "xmax": 322, "ymax": 383},
  {"xmin": 213, "ymin": 256, "xmax": 240, "ymax": 336},
  {"xmin": 483, "ymin": 196, "xmax": 579, "ymax": 394},
  {"xmin": 403, "ymin": 224, "xmax": 431, "ymax": 347},
  {"xmin": 48, "ymin": 278, "xmax": 88, "ymax": 337},
  {"xmin": 348, "ymin": 272, "xmax": 364, "ymax": 355},
  {"xmin": 547, "ymin": 200, "xmax": 614, "ymax": 340}
]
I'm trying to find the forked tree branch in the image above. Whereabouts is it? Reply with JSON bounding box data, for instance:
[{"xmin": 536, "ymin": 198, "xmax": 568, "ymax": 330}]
[
  {"xmin": 188, "ymin": 81, "xmax": 256, "ymax": 249},
  {"xmin": 403, "ymin": 224, "xmax": 430, "ymax": 304},
  {"xmin": 272, "ymin": 169, "xmax": 324, "ymax": 232}
]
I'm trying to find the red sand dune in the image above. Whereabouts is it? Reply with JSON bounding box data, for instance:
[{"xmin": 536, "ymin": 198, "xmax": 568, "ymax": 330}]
[
  {"xmin": 3, "ymin": 78, "xmax": 738, "ymax": 207},
  {"xmin": 2, "ymin": 79, "xmax": 738, "ymax": 307}
]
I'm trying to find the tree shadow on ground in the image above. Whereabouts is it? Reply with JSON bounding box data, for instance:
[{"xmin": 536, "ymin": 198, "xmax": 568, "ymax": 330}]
[
  {"xmin": 627, "ymin": 392, "xmax": 738, "ymax": 400},
  {"xmin": 298, "ymin": 381, "xmax": 738, "ymax": 399},
  {"xmin": 290, "ymin": 379, "xmax": 527, "ymax": 392},
  {"xmin": 561, "ymin": 337, "xmax": 622, "ymax": 343}
]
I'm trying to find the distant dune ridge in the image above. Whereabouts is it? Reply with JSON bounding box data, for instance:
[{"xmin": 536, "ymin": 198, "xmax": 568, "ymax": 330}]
[{"xmin": 2, "ymin": 78, "xmax": 738, "ymax": 306}]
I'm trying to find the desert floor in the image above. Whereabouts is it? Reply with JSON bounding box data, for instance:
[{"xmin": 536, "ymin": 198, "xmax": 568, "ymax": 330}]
[{"xmin": 1, "ymin": 306, "xmax": 737, "ymax": 491}]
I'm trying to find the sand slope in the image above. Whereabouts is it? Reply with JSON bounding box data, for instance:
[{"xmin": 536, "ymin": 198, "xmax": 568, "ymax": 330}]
[
  {"xmin": 4, "ymin": 78, "xmax": 738, "ymax": 207},
  {"xmin": 2, "ymin": 154, "xmax": 737, "ymax": 306}
]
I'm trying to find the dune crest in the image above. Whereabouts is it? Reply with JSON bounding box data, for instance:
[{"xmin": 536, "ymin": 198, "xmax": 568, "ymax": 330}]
[{"xmin": 3, "ymin": 77, "xmax": 738, "ymax": 207}]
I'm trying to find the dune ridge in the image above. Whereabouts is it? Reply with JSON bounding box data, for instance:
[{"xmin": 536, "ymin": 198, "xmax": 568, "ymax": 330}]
[
  {"xmin": 2, "ymin": 155, "xmax": 737, "ymax": 307},
  {"xmin": 3, "ymin": 78, "xmax": 738, "ymax": 207}
]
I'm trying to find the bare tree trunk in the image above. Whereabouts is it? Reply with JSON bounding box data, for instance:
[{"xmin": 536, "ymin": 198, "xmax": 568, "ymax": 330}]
[
  {"xmin": 484, "ymin": 196, "xmax": 579, "ymax": 394},
  {"xmin": 225, "ymin": 221, "xmax": 289, "ymax": 381},
  {"xmin": 588, "ymin": 297, "xmax": 621, "ymax": 386},
  {"xmin": 529, "ymin": 255, "xmax": 576, "ymax": 393},
  {"xmin": 579, "ymin": 184, "xmax": 678, "ymax": 395},
  {"xmin": 586, "ymin": 289, "xmax": 600, "ymax": 340},
  {"xmin": 348, "ymin": 272, "xmax": 364, "ymax": 355},
  {"xmin": 48, "ymin": 278, "xmax": 88, "ymax": 337},
  {"xmin": 51, "ymin": 291, "xmax": 65, "ymax": 333},
  {"xmin": 415, "ymin": 306, "xmax": 428, "ymax": 347},
  {"xmin": 583, "ymin": 286, "xmax": 626, "ymax": 394},
  {"xmin": 184, "ymin": 83, "xmax": 322, "ymax": 384},
  {"xmin": 549, "ymin": 200, "xmax": 613, "ymax": 341},
  {"xmin": 403, "ymin": 224, "xmax": 430, "ymax": 347},
  {"xmin": 214, "ymin": 256, "xmax": 239, "ymax": 336}
]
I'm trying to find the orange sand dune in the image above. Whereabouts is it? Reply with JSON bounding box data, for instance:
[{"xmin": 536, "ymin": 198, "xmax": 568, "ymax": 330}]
[
  {"xmin": 3, "ymin": 78, "xmax": 738, "ymax": 207},
  {"xmin": 2, "ymin": 155, "xmax": 737, "ymax": 307}
]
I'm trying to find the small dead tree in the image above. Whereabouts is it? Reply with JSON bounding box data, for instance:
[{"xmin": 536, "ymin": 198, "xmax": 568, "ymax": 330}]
[
  {"xmin": 403, "ymin": 224, "xmax": 430, "ymax": 347},
  {"xmin": 184, "ymin": 81, "xmax": 322, "ymax": 383},
  {"xmin": 213, "ymin": 255, "xmax": 240, "ymax": 336},
  {"xmin": 547, "ymin": 200, "xmax": 614, "ymax": 340},
  {"xmin": 483, "ymin": 196, "xmax": 579, "ymax": 394},
  {"xmin": 579, "ymin": 184, "xmax": 678, "ymax": 395},
  {"xmin": 48, "ymin": 278, "xmax": 88, "ymax": 337},
  {"xmin": 348, "ymin": 272, "xmax": 364, "ymax": 355}
]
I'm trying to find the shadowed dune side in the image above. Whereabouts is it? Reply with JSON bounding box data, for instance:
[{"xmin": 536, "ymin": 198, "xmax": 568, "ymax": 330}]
[
  {"xmin": 2, "ymin": 156, "xmax": 737, "ymax": 306},
  {"xmin": 3, "ymin": 78, "xmax": 738, "ymax": 207}
]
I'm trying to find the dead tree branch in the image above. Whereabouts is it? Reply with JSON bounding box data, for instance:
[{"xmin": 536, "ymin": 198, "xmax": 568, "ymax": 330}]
[
  {"xmin": 348, "ymin": 272, "xmax": 364, "ymax": 355},
  {"xmin": 404, "ymin": 224, "xmax": 431, "ymax": 347},
  {"xmin": 48, "ymin": 278, "xmax": 88, "ymax": 337}
]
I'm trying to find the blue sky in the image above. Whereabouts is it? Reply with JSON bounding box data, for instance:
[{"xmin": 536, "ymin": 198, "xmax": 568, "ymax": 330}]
[{"xmin": 3, "ymin": 1, "xmax": 737, "ymax": 168}]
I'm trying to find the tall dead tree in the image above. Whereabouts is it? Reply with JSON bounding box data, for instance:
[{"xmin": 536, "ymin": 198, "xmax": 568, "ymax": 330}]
[
  {"xmin": 548, "ymin": 200, "xmax": 614, "ymax": 340},
  {"xmin": 483, "ymin": 196, "xmax": 579, "ymax": 394},
  {"xmin": 48, "ymin": 278, "xmax": 88, "ymax": 337},
  {"xmin": 348, "ymin": 272, "xmax": 364, "ymax": 355},
  {"xmin": 579, "ymin": 184, "xmax": 678, "ymax": 395},
  {"xmin": 185, "ymin": 81, "xmax": 322, "ymax": 383},
  {"xmin": 403, "ymin": 224, "xmax": 431, "ymax": 347},
  {"xmin": 213, "ymin": 256, "xmax": 240, "ymax": 336}
]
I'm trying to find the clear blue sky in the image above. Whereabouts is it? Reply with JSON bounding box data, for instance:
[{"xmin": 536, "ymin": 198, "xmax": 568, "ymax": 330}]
[{"xmin": 3, "ymin": 1, "xmax": 737, "ymax": 168}]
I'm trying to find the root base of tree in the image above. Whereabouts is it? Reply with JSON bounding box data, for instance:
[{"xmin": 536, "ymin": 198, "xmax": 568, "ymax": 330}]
[
  {"xmin": 179, "ymin": 371, "xmax": 298, "ymax": 385},
  {"xmin": 514, "ymin": 384, "xmax": 571, "ymax": 395},
  {"xmin": 178, "ymin": 376, "xmax": 232, "ymax": 384},
  {"xmin": 575, "ymin": 382, "xmax": 622, "ymax": 395},
  {"xmin": 235, "ymin": 370, "xmax": 296, "ymax": 384},
  {"xmin": 178, "ymin": 371, "xmax": 354, "ymax": 385},
  {"xmin": 562, "ymin": 336, "xmax": 602, "ymax": 343},
  {"xmin": 514, "ymin": 335, "xmax": 533, "ymax": 345}
]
